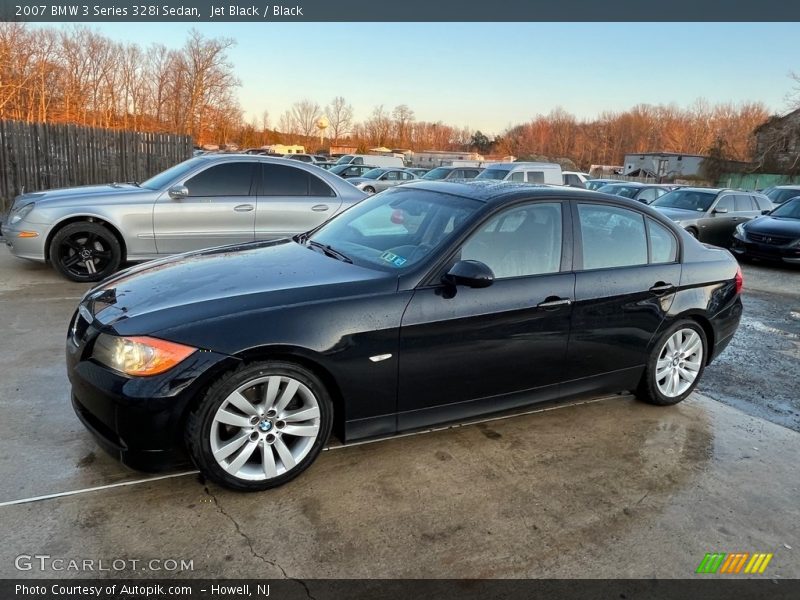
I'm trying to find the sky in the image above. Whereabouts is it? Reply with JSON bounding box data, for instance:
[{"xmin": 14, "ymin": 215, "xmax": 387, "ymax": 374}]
[{"xmin": 44, "ymin": 22, "xmax": 800, "ymax": 135}]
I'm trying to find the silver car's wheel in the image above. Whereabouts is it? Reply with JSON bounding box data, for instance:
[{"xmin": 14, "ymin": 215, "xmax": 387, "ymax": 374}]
[
  {"xmin": 210, "ymin": 375, "xmax": 322, "ymax": 481},
  {"xmin": 654, "ymin": 328, "xmax": 703, "ymax": 398}
]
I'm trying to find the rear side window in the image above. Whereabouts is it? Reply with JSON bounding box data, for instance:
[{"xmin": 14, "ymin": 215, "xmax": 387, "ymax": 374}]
[
  {"xmin": 578, "ymin": 204, "xmax": 648, "ymax": 269},
  {"xmin": 261, "ymin": 164, "xmax": 334, "ymax": 197},
  {"xmin": 184, "ymin": 162, "xmax": 254, "ymax": 197},
  {"xmin": 647, "ymin": 218, "xmax": 678, "ymax": 264}
]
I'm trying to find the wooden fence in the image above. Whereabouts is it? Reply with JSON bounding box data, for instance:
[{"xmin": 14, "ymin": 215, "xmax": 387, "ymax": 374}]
[{"xmin": 0, "ymin": 120, "xmax": 192, "ymax": 211}]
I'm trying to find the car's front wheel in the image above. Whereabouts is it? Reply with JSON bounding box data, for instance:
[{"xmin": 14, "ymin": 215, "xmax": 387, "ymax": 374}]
[
  {"xmin": 637, "ymin": 320, "xmax": 707, "ymax": 406},
  {"xmin": 49, "ymin": 222, "xmax": 122, "ymax": 282},
  {"xmin": 186, "ymin": 361, "xmax": 333, "ymax": 491},
  {"xmin": 363, "ymin": 185, "xmax": 375, "ymax": 194}
]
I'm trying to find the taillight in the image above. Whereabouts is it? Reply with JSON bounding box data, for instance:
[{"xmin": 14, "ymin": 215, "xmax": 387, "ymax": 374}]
[{"xmin": 734, "ymin": 265, "xmax": 743, "ymax": 294}]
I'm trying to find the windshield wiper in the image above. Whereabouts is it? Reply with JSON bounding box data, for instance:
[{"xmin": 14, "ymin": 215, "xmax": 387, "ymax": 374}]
[{"xmin": 306, "ymin": 240, "xmax": 353, "ymax": 263}]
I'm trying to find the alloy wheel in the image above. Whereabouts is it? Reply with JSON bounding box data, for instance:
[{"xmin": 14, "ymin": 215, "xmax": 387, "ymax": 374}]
[
  {"xmin": 58, "ymin": 232, "xmax": 113, "ymax": 277},
  {"xmin": 655, "ymin": 328, "xmax": 703, "ymax": 398},
  {"xmin": 209, "ymin": 375, "xmax": 322, "ymax": 481}
]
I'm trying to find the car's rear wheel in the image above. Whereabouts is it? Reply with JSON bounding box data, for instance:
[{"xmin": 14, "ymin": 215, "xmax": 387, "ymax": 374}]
[
  {"xmin": 637, "ymin": 320, "xmax": 706, "ymax": 406},
  {"xmin": 685, "ymin": 227, "xmax": 699, "ymax": 239},
  {"xmin": 186, "ymin": 361, "xmax": 333, "ymax": 491},
  {"xmin": 49, "ymin": 222, "xmax": 122, "ymax": 282}
]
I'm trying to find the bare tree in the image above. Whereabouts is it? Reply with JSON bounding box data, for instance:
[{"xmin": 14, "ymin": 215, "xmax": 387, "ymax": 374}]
[
  {"xmin": 392, "ymin": 104, "xmax": 415, "ymax": 147},
  {"xmin": 291, "ymin": 99, "xmax": 322, "ymax": 138},
  {"xmin": 326, "ymin": 96, "xmax": 353, "ymax": 143}
]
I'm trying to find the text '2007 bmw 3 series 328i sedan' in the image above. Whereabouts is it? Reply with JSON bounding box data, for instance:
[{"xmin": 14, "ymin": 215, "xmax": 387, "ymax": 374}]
[{"xmin": 67, "ymin": 181, "xmax": 743, "ymax": 491}]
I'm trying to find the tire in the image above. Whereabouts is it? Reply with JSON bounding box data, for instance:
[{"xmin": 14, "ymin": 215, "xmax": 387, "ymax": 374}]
[
  {"xmin": 685, "ymin": 227, "xmax": 699, "ymax": 239},
  {"xmin": 49, "ymin": 221, "xmax": 122, "ymax": 282},
  {"xmin": 363, "ymin": 186, "xmax": 376, "ymax": 194},
  {"xmin": 636, "ymin": 320, "xmax": 707, "ymax": 406},
  {"xmin": 186, "ymin": 360, "xmax": 333, "ymax": 491}
]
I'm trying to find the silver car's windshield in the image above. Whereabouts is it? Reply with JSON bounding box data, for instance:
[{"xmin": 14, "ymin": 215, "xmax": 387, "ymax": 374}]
[
  {"xmin": 307, "ymin": 187, "xmax": 481, "ymax": 272},
  {"xmin": 141, "ymin": 157, "xmax": 206, "ymax": 190},
  {"xmin": 652, "ymin": 190, "xmax": 717, "ymax": 212}
]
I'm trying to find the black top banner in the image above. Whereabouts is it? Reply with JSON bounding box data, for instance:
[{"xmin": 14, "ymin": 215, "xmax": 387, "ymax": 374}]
[{"xmin": 2, "ymin": 0, "xmax": 800, "ymax": 21}]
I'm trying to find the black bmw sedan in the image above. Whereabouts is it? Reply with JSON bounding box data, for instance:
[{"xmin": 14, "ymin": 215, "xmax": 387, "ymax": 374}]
[
  {"xmin": 731, "ymin": 197, "xmax": 800, "ymax": 265},
  {"xmin": 67, "ymin": 181, "xmax": 743, "ymax": 491}
]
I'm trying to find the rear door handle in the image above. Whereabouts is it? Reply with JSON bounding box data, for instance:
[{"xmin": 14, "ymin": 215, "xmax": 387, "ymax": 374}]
[
  {"xmin": 649, "ymin": 282, "xmax": 675, "ymax": 295},
  {"xmin": 537, "ymin": 296, "xmax": 572, "ymax": 309},
  {"xmin": 234, "ymin": 204, "xmax": 254, "ymax": 212},
  {"xmin": 311, "ymin": 204, "xmax": 330, "ymax": 212}
]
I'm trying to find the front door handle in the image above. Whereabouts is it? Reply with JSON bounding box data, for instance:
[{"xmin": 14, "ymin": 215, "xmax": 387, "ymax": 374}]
[
  {"xmin": 649, "ymin": 282, "xmax": 675, "ymax": 295},
  {"xmin": 234, "ymin": 204, "xmax": 254, "ymax": 212},
  {"xmin": 537, "ymin": 296, "xmax": 572, "ymax": 309},
  {"xmin": 311, "ymin": 204, "xmax": 330, "ymax": 212}
]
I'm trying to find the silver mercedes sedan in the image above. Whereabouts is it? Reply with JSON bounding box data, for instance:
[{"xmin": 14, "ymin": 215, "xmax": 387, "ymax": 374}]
[
  {"xmin": 1, "ymin": 155, "xmax": 367, "ymax": 281},
  {"xmin": 348, "ymin": 168, "xmax": 418, "ymax": 194}
]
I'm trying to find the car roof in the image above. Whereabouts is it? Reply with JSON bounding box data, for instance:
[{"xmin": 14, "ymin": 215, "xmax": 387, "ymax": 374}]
[
  {"xmin": 601, "ymin": 181, "xmax": 648, "ymax": 188},
  {"xmin": 773, "ymin": 185, "xmax": 800, "ymax": 189},
  {"xmin": 483, "ymin": 162, "xmax": 559, "ymax": 171}
]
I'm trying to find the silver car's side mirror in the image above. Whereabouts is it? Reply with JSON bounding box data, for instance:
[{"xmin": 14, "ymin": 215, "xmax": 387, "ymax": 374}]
[
  {"xmin": 713, "ymin": 207, "xmax": 728, "ymax": 214},
  {"xmin": 168, "ymin": 185, "xmax": 189, "ymax": 200}
]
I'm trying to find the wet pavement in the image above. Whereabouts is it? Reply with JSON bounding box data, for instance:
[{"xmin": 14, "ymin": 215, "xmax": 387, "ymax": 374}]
[{"xmin": 0, "ymin": 248, "xmax": 798, "ymax": 579}]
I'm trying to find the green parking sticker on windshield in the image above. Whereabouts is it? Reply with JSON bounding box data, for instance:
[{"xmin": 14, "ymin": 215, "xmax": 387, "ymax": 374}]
[{"xmin": 380, "ymin": 251, "xmax": 407, "ymax": 267}]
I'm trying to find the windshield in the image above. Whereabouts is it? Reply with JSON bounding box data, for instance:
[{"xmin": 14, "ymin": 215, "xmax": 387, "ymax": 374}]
[
  {"xmin": 476, "ymin": 169, "xmax": 508, "ymax": 180},
  {"xmin": 598, "ymin": 185, "xmax": 639, "ymax": 199},
  {"xmin": 652, "ymin": 189, "xmax": 717, "ymax": 212},
  {"xmin": 335, "ymin": 155, "xmax": 354, "ymax": 165},
  {"xmin": 766, "ymin": 188, "xmax": 800, "ymax": 204},
  {"xmin": 140, "ymin": 157, "xmax": 206, "ymax": 190},
  {"xmin": 422, "ymin": 168, "xmax": 452, "ymax": 180},
  {"xmin": 308, "ymin": 187, "xmax": 481, "ymax": 271},
  {"xmin": 770, "ymin": 198, "xmax": 800, "ymax": 218},
  {"xmin": 361, "ymin": 168, "xmax": 385, "ymax": 180}
]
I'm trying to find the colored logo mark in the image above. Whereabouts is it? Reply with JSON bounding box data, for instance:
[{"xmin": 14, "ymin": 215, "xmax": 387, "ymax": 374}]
[{"xmin": 696, "ymin": 552, "xmax": 773, "ymax": 574}]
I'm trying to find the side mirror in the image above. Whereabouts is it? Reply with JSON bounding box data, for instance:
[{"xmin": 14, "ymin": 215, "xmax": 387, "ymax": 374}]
[
  {"xmin": 761, "ymin": 209, "xmax": 771, "ymax": 215},
  {"xmin": 168, "ymin": 184, "xmax": 188, "ymax": 200},
  {"xmin": 713, "ymin": 207, "xmax": 728, "ymax": 214},
  {"xmin": 442, "ymin": 260, "xmax": 494, "ymax": 289}
]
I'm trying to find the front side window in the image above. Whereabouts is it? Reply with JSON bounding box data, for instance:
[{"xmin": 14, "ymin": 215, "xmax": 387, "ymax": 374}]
[
  {"xmin": 509, "ymin": 171, "xmax": 525, "ymax": 182},
  {"xmin": 460, "ymin": 203, "xmax": 563, "ymax": 279},
  {"xmin": 526, "ymin": 171, "xmax": 545, "ymax": 183},
  {"xmin": 734, "ymin": 195, "xmax": 755, "ymax": 211},
  {"xmin": 184, "ymin": 162, "xmax": 254, "ymax": 197},
  {"xmin": 422, "ymin": 167, "xmax": 451, "ymax": 180},
  {"xmin": 141, "ymin": 157, "xmax": 206, "ymax": 190},
  {"xmin": 578, "ymin": 204, "xmax": 647, "ymax": 269},
  {"xmin": 638, "ymin": 188, "xmax": 659, "ymax": 203},
  {"xmin": 715, "ymin": 195, "xmax": 735, "ymax": 211}
]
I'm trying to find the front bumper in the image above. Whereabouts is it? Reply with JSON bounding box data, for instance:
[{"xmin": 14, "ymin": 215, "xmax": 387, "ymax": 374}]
[
  {"xmin": 731, "ymin": 235, "xmax": 800, "ymax": 264},
  {"xmin": 1, "ymin": 221, "xmax": 47, "ymax": 261},
  {"xmin": 66, "ymin": 309, "xmax": 238, "ymax": 471}
]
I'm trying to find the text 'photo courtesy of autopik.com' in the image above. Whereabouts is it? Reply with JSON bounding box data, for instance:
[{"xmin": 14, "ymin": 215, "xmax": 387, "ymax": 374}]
[{"xmin": 0, "ymin": 0, "xmax": 799, "ymax": 599}]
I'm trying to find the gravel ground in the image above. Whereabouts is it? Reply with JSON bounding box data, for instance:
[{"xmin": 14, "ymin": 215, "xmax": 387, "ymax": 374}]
[{"xmin": 698, "ymin": 261, "xmax": 800, "ymax": 432}]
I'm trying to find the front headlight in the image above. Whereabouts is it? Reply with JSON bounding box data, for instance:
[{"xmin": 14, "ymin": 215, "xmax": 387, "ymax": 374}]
[
  {"xmin": 9, "ymin": 203, "xmax": 35, "ymax": 225},
  {"xmin": 92, "ymin": 333, "xmax": 197, "ymax": 376},
  {"xmin": 735, "ymin": 223, "xmax": 746, "ymax": 237}
]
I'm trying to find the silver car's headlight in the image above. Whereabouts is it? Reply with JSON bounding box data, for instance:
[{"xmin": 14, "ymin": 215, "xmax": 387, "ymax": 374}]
[
  {"xmin": 734, "ymin": 223, "xmax": 746, "ymax": 237},
  {"xmin": 9, "ymin": 203, "xmax": 35, "ymax": 224}
]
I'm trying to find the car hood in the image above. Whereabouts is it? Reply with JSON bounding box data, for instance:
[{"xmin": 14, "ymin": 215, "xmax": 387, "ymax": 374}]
[
  {"xmin": 745, "ymin": 216, "xmax": 800, "ymax": 237},
  {"xmin": 85, "ymin": 239, "xmax": 395, "ymax": 337},
  {"xmin": 652, "ymin": 207, "xmax": 703, "ymax": 222},
  {"xmin": 12, "ymin": 183, "xmax": 151, "ymax": 210}
]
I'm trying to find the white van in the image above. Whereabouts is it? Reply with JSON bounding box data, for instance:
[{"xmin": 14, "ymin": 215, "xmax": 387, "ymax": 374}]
[
  {"xmin": 475, "ymin": 162, "xmax": 563, "ymax": 185},
  {"xmin": 335, "ymin": 154, "xmax": 405, "ymax": 168}
]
